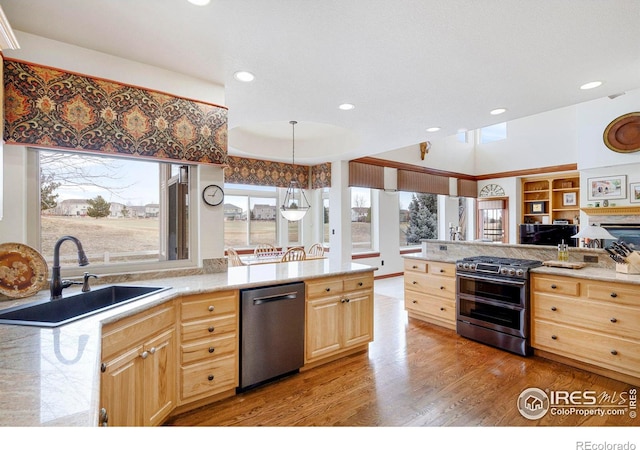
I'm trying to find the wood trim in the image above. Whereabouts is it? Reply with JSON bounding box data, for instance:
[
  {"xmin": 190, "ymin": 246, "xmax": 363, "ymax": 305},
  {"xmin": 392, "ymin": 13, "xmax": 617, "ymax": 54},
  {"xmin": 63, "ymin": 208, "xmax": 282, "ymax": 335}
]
[
  {"xmin": 581, "ymin": 206, "xmax": 640, "ymax": 215},
  {"xmin": 474, "ymin": 164, "xmax": 578, "ymax": 181},
  {"xmin": 351, "ymin": 252, "xmax": 380, "ymax": 260},
  {"xmin": 399, "ymin": 248, "xmax": 421, "ymax": 255},
  {"xmin": 374, "ymin": 272, "xmax": 403, "ymax": 280}
]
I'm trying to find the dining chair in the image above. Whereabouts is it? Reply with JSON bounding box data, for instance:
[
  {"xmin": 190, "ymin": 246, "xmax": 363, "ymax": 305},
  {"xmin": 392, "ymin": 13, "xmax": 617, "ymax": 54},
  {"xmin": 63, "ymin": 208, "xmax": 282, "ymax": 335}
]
[
  {"xmin": 307, "ymin": 243, "xmax": 325, "ymax": 257},
  {"xmin": 254, "ymin": 243, "xmax": 277, "ymax": 258},
  {"xmin": 226, "ymin": 247, "xmax": 246, "ymax": 267},
  {"xmin": 280, "ymin": 247, "xmax": 306, "ymax": 262}
]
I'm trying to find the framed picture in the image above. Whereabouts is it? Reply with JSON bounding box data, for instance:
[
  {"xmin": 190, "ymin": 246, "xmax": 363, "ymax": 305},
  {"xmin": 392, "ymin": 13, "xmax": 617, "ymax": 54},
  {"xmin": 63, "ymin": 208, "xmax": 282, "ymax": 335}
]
[
  {"xmin": 530, "ymin": 201, "xmax": 545, "ymax": 214},
  {"xmin": 630, "ymin": 183, "xmax": 640, "ymax": 203},
  {"xmin": 587, "ymin": 175, "xmax": 627, "ymax": 200},
  {"xmin": 562, "ymin": 192, "xmax": 577, "ymax": 206}
]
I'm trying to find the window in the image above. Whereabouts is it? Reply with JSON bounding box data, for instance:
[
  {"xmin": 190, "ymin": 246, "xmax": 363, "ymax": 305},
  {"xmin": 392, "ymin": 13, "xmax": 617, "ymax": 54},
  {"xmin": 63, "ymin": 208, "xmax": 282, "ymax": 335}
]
[
  {"xmin": 479, "ymin": 122, "xmax": 507, "ymax": 144},
  {"xmin": 322, "ymin": 188, "xmax": 330, "ymax": 247},
  {"xmin": 38, "ymin": 149, "xmax": 191, "ymax": 271},
  {"xmin": 224, "ymin": 184, "xmax": 278, "ymax": 248},
  {"xmin": 399, "ymin": 191, "xmax": 438, "ymax": 246},
  {"xmin": 477, "ymin": 198, "xmax": 508, "ymax": 243},
  {"xmin": 351, "ymin": 187, "xmax": 372, "ymax": 251}
]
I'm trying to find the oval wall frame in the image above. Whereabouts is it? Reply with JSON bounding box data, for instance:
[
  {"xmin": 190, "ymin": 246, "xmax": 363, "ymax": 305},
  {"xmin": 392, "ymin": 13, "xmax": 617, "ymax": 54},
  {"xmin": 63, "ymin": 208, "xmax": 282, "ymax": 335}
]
[{"xmin": 603, "ymin": 112, "xmax": 640, "ymax": 153}]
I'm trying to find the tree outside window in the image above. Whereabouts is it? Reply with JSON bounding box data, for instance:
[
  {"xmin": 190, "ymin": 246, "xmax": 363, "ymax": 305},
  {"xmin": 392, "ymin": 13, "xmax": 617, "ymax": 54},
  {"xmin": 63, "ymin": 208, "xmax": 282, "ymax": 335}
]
[{"xmin": 401, "ymin": 192, "xmax": 438, "ymax": 245}]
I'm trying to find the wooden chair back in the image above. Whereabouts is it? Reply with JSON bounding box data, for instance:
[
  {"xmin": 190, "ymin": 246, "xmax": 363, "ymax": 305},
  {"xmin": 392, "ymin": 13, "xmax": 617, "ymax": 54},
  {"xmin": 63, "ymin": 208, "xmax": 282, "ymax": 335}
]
[
  {"xmin": 307, "ymin": 243, "xmax": 325, "ymax": 257},
  {"xmin": 281, "ymin": 247, "xmax": 306, "ymax": 262},
  {"xmin": 226, "ymin": 247, "xmax": 245, "ymax": 267},
  {"xmin": 254, "ymin": 243, "xmax": 277, "ymax": 258}
]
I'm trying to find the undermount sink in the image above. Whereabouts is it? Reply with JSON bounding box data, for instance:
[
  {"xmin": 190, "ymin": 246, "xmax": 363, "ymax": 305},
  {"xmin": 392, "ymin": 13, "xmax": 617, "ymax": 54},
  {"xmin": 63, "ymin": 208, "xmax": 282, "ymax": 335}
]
[{"xmin": 0, "ymin": 285, "xmax": 170, "ymax": 328}]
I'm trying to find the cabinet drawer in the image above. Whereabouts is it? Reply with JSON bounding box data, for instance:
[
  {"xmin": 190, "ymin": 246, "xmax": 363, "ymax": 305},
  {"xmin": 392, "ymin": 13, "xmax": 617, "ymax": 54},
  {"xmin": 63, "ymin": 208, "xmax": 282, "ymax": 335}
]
[
  {"xmin": 180, "ymin": 334, "xmax": 237, "ymax": 365},
  {"xmin": 404, "ymin": 259, "xmax": 427, "ymax": 273},
  {"xmin": 180, "ymin": 291, "xmax": 237, "ymax": 322},
  {"xmin": 405, "ymin": 291, "xmax": 455, "ymax": 323},
  {"xmin": 533, "ymin": 293, "xmax": 640, "ymax": 341},
  {"xmin": 428, "ymin": 262, "xmax": 455, "ymax": 278},
  {"xmin": 343, "ymin": 273, "xmax": 374, "ymax": 292},
  {"xmin": 532, "ymin": 320, "xmax": 640, "ymax": 378},
  {"xmin": 306, "ymin": 277, "xmax": 343, "ymax": 298},
  {"xmin": 404, "ymin": 272, "xmax": 428, "ymax": 291},
  {"xmin": 422, "ymin": 275, "xmax": 456, "ymax": 299},
  {"xmin": 585, "ymin": 282, "xmax": 640, "ymax": 306},
  {"xmin": 181, "ymin": 355, "xmax": 237, "ymax": 400},
  {"xmin": 531, "ymin": 275, "xmax": 580, "ymax": 297},
  {"xmin": 181, "ymin": 315, "xmax": 236, "ymax": 342},
  {"xmin": 102, "ymin": 303, "xmax": 175, "ymax": 360}
]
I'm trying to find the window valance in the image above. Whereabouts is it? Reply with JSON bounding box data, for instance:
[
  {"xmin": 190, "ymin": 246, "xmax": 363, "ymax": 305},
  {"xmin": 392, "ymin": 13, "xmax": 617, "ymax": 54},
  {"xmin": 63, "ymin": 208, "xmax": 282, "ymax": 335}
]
[
  {"xmin": 457, "ymin": 179, "xmax": 478, "ymax": 198},
  {"xmin": 3, "ymin": 58, "xmax": 228, "ymax": 165},
  {"xmin": 348, "ymin": 161, "xmax": 384, "ymax": 189},
  {"xmin": 397, "ymin": 169, "xmax": 449, "ymax": 195}
]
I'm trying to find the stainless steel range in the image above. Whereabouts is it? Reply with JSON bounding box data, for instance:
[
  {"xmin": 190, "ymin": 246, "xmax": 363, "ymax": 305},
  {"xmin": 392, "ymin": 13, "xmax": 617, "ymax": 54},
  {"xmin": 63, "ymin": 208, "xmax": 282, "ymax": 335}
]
[{"xmin": 455, "ymin": 256, "xmax": 542, "ymax": 356}]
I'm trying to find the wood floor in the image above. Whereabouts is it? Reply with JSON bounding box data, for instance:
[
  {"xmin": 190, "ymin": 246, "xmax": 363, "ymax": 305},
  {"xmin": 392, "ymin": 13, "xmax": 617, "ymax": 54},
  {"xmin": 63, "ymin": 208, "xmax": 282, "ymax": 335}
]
[{"xmin": 165, "ymin": 276, "xmax": 637, "ymax": 427}]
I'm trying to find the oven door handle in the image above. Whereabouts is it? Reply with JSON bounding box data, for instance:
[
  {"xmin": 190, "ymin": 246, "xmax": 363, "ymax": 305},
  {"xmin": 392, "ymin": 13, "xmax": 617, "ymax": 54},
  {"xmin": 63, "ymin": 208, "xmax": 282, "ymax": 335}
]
[{"xmin": 456, "ymin": 272, "xmax": 526, "ymax": 286}]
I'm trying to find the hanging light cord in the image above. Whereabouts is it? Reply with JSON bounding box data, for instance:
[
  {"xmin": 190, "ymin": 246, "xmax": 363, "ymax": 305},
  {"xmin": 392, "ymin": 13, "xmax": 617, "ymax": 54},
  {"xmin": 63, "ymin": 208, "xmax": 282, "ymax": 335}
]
[{"xmin": 290, "ymin": 120, "xmax": 297, "ymax": 169}]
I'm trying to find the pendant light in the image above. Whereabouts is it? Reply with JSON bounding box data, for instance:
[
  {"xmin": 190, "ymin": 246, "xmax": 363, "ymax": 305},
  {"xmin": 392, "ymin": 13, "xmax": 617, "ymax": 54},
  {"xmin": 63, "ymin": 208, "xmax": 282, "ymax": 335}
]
[{"xmin": 280, "ymin": 120, "xmax": 310, "ymax": 221}]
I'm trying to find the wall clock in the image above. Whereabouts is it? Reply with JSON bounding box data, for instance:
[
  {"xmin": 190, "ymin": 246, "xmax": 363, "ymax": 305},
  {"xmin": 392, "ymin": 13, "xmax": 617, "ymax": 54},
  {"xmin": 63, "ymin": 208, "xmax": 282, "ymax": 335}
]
[
  {"xmin": 202, "ymin": 184, "xmax": 224, "ymax": 206},
  {"xmin": 479, "ymin": 183, "xmax": 505, "ymax": 198}
]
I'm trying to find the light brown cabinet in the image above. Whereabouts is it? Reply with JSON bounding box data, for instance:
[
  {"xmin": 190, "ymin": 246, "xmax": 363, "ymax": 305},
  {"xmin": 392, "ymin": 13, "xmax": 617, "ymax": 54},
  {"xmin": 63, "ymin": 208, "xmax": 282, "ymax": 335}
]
[
  {"xmin": 305, "ymin": 273, "xmax": 374, "ymax": 366},
  {"xmin": 531, "ymin": 273, "xmax": 640, "ymax": 383},
  {"xmin": 403, "ymin": 258, "xmax": 456, "ymax": 330},
  {"xmin": 100, "ymin": 303, "xmax": 176, "ymax": 426},
  {"xmin": 178, "ymin": 290, "xmax": 238, "ymax": 405},
  {"xmin": 521, "ymin": 173, "xmax": 580, "ymax": 226}
]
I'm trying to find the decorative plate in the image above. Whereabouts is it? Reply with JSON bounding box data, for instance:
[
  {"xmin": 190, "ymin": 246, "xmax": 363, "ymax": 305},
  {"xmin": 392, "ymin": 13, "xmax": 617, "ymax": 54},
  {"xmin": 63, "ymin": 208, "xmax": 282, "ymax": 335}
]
[
  {"xmin": 603, "ymin": 112, "xmax": 640, "ymax": 153},
  {"xmin": 0, "ymin": 243, "xmax": 49, "ymax": 298}
]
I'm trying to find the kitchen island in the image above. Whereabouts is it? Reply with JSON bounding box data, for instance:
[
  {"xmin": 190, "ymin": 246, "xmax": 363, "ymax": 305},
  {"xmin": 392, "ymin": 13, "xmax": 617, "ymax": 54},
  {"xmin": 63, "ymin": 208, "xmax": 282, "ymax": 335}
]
[{"xmin": 0, "ymin": 260, "xmax": 376, "ymax": 426}]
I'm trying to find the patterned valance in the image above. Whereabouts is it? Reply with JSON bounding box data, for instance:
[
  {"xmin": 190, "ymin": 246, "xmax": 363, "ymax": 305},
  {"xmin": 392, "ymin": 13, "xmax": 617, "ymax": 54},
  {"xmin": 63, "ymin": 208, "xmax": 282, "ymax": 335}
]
[
  {"xmin": 224, "ymin": 155, "xmax": 309, "ymax": 188},
  {"xmin": 311, "ymin": 162, "xmax": 331, "ymax": 189},
  {"xmin": 3, "ymin": 58, "xmax": 227, "ymax": 165}
]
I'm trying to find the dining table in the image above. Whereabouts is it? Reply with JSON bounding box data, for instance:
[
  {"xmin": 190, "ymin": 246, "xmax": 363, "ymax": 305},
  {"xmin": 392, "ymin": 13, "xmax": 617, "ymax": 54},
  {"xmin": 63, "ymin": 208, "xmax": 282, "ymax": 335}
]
[{"xmin": 240, "ymin": 251, "xmax": 325, "ymax": 265}]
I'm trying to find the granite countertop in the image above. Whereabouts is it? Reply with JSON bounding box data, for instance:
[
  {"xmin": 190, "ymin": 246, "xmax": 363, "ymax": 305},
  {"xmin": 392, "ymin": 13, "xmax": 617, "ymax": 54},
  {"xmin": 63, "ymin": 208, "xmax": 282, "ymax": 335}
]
[{"xmin": 0, "ymin": 260, "xmax": 376, "ymax": 426}]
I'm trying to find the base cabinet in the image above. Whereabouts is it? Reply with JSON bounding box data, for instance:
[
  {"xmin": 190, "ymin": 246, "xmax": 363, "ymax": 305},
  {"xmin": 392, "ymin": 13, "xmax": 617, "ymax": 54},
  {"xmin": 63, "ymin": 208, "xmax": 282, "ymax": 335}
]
[
  {"xmin": 100, "ymin": 303, "xmax": 176, "ymax": 426},
  {"xmin": 531, "ymin": 273, "xmax": 640, "ymax": 383},
  {"xmin": 403, "ymin": 258, "xmax": 456, "ymax": 330},
  {"xmin": 305, "ymin": 273, "xmax": 374, "ymax": 364}
]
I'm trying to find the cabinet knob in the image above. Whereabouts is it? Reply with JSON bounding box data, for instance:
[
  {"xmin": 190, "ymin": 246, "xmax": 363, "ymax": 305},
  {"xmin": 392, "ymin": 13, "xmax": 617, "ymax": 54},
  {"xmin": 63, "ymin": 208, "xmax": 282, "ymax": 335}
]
[
  {"xmin": 358, "ymin": 282, "xmax": 363, "ymax": 287},
  {"xmin": 610, "ymin": 318, "xmax": 617, "ymax": 323},
  {"xmin": 610, "ymin": 292, "xmax": 618, "ymax": 298},
  {"xmin": 440, "ymin": 286, "xmax": 445, "ymax": 290},
  {"xmin": 412, "ymin": 300, "xmax": 417, "ymax": 304},
  {"xmin": 550, "ymin": 284, "xmax": 557, "ymax": 289},
  {"xmin": 439, "ymin": 269, "xmax": 445, "ymax": 273},
  {"xmin": 551, "ymin": 335, "xmax": 557, "ymax": 340},
  {"xmin": 440, "ymin": 307, "xmax": 445, "ymax": 311},
  {"xmin": 209, "ymin": 347, "xmax": 215, "ymax": 353},
  {"xmin": 345, "ymin": 298, "xmax": 350, "ymax": 303},
  {"xmin": 208, "ymin": 374, "xmax": 214, "ymax": 381},
  {"xmin": 100, "ymin": 363, "xmax": 107, "ymax": 373},
  {"xmin": 149, "ymin": 347, "xmax": 156, "ymax": 355},
  {"xmin": 208, "ymin": 305, "xmax": 214, "ymax": 312},
  {"xmin": 412, "ymin": 265, "xmax": 418, "ymax": 269},
  {"xmin": 99, "ymin": 408, "xmax": 109, "ymax": 427},
  {"xmin": 208, "ymin": 326, "xmax": 215, "ymax": 333},
  {"xmin": 325, "ymin": 288, "xmax": 331, "ymax": 292},
  {"xmin": 141, "ymin": 351, "xmax": 149, "ymax": 359},
  {"xmin": 412, "ymin": 281, "xmax": 417, "ymax": 285},
  {"xmin": 551, "ymin": 306, "xmax": 557, "ymax": 311},
  {"xmin": 610, "ymin": 350, "xmax": 618, "ymax": 356}
]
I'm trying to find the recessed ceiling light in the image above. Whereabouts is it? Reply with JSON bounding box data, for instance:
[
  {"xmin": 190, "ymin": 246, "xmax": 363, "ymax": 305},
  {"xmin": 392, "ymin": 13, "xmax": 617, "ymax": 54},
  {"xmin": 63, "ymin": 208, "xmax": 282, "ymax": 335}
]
[
  {"xmin": 338, "ymin": 103, "xmax": 355, "ymax": 111},
  {"xmin": 490, "ymin": 108, "xmax": 507, "ymax": 115},
  {"xmin": 580, "ymin": 81, "xmax": 603, "ymax": 90},
  {"xmin": 426, "ymin": 127, "xmax": 441, "ymax": 132},
  {"xmin": 233, "ymin": 71, "xmax": 255, "ymax": 82},
  {"xmin": 187, "ymin": 0, "xmax": 211, "ymax": 5}
]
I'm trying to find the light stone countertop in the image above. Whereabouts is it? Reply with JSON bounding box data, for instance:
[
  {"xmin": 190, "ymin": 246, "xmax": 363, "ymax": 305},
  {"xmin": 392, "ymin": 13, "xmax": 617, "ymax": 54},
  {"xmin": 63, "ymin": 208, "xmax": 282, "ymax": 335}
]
[{"xmin": 0, "ymin": 260, "xmax": 376, "ymax": 426}]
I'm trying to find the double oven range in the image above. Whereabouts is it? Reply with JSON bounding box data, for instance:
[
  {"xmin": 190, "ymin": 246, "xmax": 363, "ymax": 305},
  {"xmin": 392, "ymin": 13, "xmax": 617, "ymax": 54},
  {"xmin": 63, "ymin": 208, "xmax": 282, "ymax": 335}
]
[{"xmin": 455, "ymin": 256, "xmax": 542, "ymax": 356}]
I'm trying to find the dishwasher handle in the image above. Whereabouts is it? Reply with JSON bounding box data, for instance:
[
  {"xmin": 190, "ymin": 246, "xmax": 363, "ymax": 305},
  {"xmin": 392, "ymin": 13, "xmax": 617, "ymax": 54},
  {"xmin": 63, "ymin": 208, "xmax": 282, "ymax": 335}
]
[{"xmin": 252, "ymin": 291, "xmax": 299, "ymax": 305}]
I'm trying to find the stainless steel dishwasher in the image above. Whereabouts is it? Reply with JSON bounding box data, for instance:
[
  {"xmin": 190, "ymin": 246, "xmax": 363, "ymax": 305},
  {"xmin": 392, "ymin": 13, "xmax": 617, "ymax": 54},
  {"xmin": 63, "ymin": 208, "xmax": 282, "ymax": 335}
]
[{"xmin": 239, "ymin": 282, "xmax": 305, "ymax": 391}]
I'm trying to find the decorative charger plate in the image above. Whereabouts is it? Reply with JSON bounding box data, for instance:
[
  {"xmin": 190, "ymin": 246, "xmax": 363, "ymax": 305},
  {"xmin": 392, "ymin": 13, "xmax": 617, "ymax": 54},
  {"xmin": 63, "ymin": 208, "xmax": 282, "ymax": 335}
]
[
  {"xmin": 0, "ymin": 243, "xmax": 49, "ymax": 298},
  {"xmin": 603, "ymin": 112, "xmax": 640, "ymax": 153}
]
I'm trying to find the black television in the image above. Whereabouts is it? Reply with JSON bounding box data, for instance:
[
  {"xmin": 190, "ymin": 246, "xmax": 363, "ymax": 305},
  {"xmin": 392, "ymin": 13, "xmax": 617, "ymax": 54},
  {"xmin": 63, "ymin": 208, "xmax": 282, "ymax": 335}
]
[{"xmin": 519, "ymin": 224, "xmax": 578, "ymax": 247}]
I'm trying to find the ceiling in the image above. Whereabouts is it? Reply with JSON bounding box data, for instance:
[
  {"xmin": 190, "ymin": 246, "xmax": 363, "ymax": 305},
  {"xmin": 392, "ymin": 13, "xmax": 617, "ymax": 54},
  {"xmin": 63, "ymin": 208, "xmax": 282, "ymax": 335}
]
[{"xmin": 2, "ymin": 0, "xmax": 640, "ymax": 165}]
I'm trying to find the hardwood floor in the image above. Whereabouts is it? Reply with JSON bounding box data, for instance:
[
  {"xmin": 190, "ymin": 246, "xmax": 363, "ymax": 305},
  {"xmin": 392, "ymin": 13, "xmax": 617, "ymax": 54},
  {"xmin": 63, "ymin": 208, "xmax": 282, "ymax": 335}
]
[{"xmin": 165, "ymin": 276, "xmax": 637, "ymax": 428}]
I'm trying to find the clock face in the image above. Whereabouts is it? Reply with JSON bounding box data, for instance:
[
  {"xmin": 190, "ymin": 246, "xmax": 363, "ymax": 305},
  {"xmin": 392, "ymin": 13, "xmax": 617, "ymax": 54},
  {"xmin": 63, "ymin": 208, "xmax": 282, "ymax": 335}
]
[
  {"xmin": 202, "ymin": 184, "xmax": 224, "ymax": 206},
  {"xmin": 479, "ymin": 183, "xmax": 505, "ymax": 198}
]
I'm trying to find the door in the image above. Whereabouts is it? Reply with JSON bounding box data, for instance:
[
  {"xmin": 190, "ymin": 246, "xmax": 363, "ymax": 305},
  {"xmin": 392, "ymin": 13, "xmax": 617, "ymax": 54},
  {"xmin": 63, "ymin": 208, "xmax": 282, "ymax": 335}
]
[
  {"xmin": 143, "ymin": 328, "xmax": 176, "ymax": 426},
  {"xmin": 100, "ymin": 345, "xmax": 144, "ymax": 426},
  {"xmin": 305, "ymin": 295, "xmax": 341, "ymax": 361},
  {"xmin": 342, "ymin": 292, "xmax": 373, "ymax": 349}
]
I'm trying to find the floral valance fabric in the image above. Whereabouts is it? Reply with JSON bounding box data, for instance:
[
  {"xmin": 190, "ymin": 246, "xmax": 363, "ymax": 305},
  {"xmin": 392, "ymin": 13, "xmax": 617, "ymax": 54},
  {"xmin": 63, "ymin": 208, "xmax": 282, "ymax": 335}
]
[
  {"xmin": 224, "ymin": 156, "xmax": 331, "ymax": 189},
  {"xmin": 3, "ymin": 59, "xmax": 228, "ymax": 165}
]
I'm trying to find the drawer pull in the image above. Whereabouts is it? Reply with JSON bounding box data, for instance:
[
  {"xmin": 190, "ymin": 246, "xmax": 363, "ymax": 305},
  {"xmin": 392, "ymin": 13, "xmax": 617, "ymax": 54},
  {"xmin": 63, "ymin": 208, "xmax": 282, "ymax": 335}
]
[
  {"xmin": 412, "ymin": 281, "xmax": 417, "ymax": 285},
  {"xmin": 208, "ymin": 374, "xmax": 214, "ymax": 381},
  {"xmin": 550, "ymin": 284, "xmax": 557, "ymax": 289},
  {"xmin": 208, "ymin": 305, "xmax": 214, "ymax": 312},
  {"xmin": 440, "ymin": 286, "xmax": 445, "ymax": 290},
  {"xmin": 610, "ymin": 292, "xmax": 617, "ymax": 298},
  {"xmin": 551, "ymin": 306, "xmax": 557, "ymax": 311},
  {"xmin": 610, "ymin": 318, "xmax": 617, "ymax": 323},
  {"xmin": 325, "ymin": 288, "xmax": 331, "ymax": 292},
  {"xmin": 611, "ymin": 350, "xmax": 618, "ymax": 356},
  {"xmin": 439, "ymin": 269, "xmax": 445, "ymax": 273},
  {"xmin": 412, "ymin": 265, "xmax": 418, "ymax": 269},
  {"xmin": 440, "ymin": 307, "xmax": 445, "ymax": 311},
  {"xmin": 358, "ymin": 282, "xmax": 363, "ymax": 287},
  {"xmin": 412, "ymin": 300, "xmax": 417, "ymax": 304},
  {"xmin": 208, "ymin": 347, "xmax": 215, "ymax": 353},
  {"xmin": 208, "ymin": 326, "xmax": 215, "ymax": 333},
  {"xmin": 551, "ymin": 335, "xmax": 557, "ymax": 340}
]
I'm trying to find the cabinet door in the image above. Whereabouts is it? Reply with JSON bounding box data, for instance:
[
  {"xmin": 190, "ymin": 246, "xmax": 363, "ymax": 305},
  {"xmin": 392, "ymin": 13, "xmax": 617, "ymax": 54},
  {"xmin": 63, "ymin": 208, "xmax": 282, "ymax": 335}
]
[
  {"xmin": 100, "ymin": 345, "xmax": 144, "ymax": 426},
  {"xmin": 306, "ymin": 295, "xmax": 341, "ymax": 361},
  {"xmin": 143, "ymin": 328, "xmax": 176, "ymax": 427},
  {"xmin": 342, "ymin": 291, "xmax": 373, "ymax": 349}
]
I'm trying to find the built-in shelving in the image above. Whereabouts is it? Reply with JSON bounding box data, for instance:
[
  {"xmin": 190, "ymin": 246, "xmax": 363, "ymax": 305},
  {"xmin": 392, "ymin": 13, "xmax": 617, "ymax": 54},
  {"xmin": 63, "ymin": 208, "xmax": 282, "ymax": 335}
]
[{"xmin": 521, "ymin": 173, "xmax": 580, "ymax": 225}]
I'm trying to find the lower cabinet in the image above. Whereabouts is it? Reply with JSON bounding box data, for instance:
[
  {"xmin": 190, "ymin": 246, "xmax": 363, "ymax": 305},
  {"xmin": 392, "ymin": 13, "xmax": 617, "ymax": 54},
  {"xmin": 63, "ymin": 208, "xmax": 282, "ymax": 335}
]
[
  {"xmin": 100, "ymin": 303, "xmax": 176, "ymax": 426},
  {"xmin": 305, "ymin": 272, "xmax": 374, "ymax": 364}
]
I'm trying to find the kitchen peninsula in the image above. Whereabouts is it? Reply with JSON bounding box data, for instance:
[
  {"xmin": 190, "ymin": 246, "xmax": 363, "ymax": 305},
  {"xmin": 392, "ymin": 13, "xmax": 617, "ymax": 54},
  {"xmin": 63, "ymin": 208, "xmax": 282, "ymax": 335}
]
[{"xmin": 0, "ymin": 259, "xmax": 376, "ymax": 426}]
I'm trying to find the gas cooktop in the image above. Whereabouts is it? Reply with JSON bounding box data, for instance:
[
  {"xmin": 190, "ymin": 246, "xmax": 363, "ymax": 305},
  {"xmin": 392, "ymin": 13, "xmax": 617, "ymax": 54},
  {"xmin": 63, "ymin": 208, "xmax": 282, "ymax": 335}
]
[{"xmin": 455, "ymin": 256, "xmax": 543, "ymax": 278}]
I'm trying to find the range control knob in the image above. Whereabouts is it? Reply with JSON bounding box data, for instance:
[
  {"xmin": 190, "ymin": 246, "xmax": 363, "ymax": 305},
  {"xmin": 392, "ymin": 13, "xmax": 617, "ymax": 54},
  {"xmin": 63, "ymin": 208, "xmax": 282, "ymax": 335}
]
[
  {"xmin": 469, "ymin": 264, "xmax": 476, "ymax": 271},
  {"xmin": 500, "ymin": 267, "xmax": 508, "ymax": 275},
  {"xmin": 463, "ymin": 263, "xmax": 470, "ymax": 270},
  {"xmin": 456, "ymin": 262, "xmax": 463, "ymax": 269},
  {"xmin": 508, "ymin": 268, "xmax": 516, "ymax": 276},
  {"xmin": 516, "ymin": 269, "xmax": 525, "ymax": 277}
]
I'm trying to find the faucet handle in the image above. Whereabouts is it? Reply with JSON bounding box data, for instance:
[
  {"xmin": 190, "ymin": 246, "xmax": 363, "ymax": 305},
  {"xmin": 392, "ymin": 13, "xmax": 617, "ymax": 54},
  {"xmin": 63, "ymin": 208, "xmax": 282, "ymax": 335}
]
[{"xmin": 82, "ymin": 272, "xmax": 99, "ymax": 293}]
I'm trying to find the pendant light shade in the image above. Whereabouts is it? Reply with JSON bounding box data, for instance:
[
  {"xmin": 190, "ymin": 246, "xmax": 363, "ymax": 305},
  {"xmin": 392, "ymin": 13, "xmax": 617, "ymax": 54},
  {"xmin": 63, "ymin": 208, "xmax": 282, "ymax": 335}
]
[{"xmin": 280, "ymin": 121, "xmax": 310, "ymax": 221}]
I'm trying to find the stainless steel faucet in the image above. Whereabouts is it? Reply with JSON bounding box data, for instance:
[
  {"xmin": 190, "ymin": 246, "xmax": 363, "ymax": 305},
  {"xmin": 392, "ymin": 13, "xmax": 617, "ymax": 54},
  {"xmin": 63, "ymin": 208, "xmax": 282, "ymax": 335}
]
[{"xmin": 50, "ymin": 236, "xmax": 90, "ymax": 300}]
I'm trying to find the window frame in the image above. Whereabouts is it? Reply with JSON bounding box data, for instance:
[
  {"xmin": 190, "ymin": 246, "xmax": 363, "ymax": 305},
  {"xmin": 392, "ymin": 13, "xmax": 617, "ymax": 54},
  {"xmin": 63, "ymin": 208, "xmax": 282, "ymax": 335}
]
[
  {"xmin": 223, "ymin": 184, "xmax": 280, "ymax": 250},
  {"xmin": 350, "ymin": 186, "xmax": 374, "ymax": 253}
]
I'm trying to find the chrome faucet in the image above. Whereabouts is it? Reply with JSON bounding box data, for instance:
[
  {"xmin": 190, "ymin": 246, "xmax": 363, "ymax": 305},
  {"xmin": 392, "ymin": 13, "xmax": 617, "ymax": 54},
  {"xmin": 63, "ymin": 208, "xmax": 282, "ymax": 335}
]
[{"xmin": 50, "ymin": 236, "xmax": 90, "ymax": 300}]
